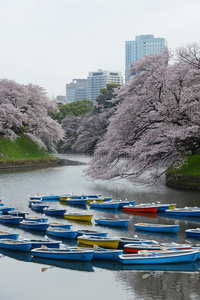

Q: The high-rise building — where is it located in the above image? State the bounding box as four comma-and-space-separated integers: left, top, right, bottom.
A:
125, 35, 168, 82
87, 69, 123, 104
66, 79, 87, 103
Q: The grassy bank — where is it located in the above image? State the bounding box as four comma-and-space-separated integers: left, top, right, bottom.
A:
0, 134, 58, 168
166, 152, 200, 189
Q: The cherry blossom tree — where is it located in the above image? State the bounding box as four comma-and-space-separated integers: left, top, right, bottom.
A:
86, 47, 200, 184
0, 79, 64, 152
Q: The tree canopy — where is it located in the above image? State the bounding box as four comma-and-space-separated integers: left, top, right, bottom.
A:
51, 99, 94, 123
86, 45, 200, 184
0, 79, 64, 152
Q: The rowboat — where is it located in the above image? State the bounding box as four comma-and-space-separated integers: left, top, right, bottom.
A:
48, 222, 72, 229
43, 208, 66, 216
47, 227, 78, 239
30, 195, 60, 201
0, 239, 32, 252
65, 199, 88, 205
0, 206, 15, 213
20, 220, 49, 231
119, 250, 199, 265
124, 242, 192, 253
134, 223, 179, 233
31, 247, 94, 261
165, 207, 200, 217
95, 217, 130, 228
8, 211, 29, 218
64, 212, 93, 222
87, 197, 113, 204
0, 215, 23, 224
77, 229, 108, 237
0, 230, 19, 240
119, 236, 154, 248
185, 228, 200, 238
23, 238, 61, 249
77, 236, 120, 249
123, 204, 158, 213
89, 201, 119, 209
31, 203, 49, 211
25, 216, 48, 222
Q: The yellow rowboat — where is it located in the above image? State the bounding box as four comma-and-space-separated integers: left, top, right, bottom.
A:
77, 236, 120, 249
64, 213, 93, 222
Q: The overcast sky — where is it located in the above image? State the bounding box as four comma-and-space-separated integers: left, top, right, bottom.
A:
0, 0, 199, 97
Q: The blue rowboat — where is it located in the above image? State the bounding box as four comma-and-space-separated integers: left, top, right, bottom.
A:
25, 216, 48, 222
77, 229, 108, 237
119, 250, 199, 264
44, 208, 66, 216
0, 215, 23, 224
20, 220, 49, 231
47, 227, 78, 239
31, 247, 94, 261
124, 242, 192, 253
65, 199, 88, 205
0, 206, 15, 213
48, 222, 72, 229
90, 201, 119, 209
0, 230, 19, 240
23, 238, 61, 249
134, 223, 179, 233
95, 217, 130, 228
0, 202, 4, 206
165, 207, 200, 217
31, 203, 49, 211
185, 228, 200, 238
117, 200, 135, 208
30, 195, 60, 201
0, 239, 32, 252
8, 211, 29, 218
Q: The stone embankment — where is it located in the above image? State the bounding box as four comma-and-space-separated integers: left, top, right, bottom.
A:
166, 173, 200, 190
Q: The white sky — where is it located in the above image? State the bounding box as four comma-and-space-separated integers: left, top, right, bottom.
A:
0, 0, 199, 97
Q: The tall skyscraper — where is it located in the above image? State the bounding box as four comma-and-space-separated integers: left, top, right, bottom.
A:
87, 69, 123, 104
125, 35, 168, 82
66, 79, 87, 103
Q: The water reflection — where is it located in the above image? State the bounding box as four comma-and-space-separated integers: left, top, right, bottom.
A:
31, 256, 94, 272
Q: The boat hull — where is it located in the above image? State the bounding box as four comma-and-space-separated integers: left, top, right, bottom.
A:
166, 209, 200, 217
20, 221, 49, 231
31, 248, 94, 261
0, 239, 31, 252
0, 216, 23, 224
77, 237, 120, 249
119, 251, 199, 264
95, 218, 130, 228
134, 223, 179, 233
90, 202, 119, 209
123, 206, 158, 213
64, 214, 93, 222
185, 229, 200, 238
47, 228, 78, 239
44, 209, 66, 216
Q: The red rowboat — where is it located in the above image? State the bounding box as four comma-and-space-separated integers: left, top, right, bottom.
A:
123, 204, 158, 213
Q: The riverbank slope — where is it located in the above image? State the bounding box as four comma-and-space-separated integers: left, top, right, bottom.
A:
0, 134, 58, 170
166, 152, 200, 190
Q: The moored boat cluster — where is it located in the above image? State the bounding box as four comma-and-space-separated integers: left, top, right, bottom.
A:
0, 194, 199, 266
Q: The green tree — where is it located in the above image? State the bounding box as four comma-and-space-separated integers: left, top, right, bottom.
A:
50, 99, 93, 123
96, 83, 121, 111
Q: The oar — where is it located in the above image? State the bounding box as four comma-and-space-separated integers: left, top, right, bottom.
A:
41, 266, 54, 272
115, 214, 120, 220
41, 245, 55, 252
61, 244, 73, 252
134, 235, 141, 241
93, 244, 109, 252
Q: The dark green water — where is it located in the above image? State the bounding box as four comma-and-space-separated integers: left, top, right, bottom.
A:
0, 155, 200, 300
